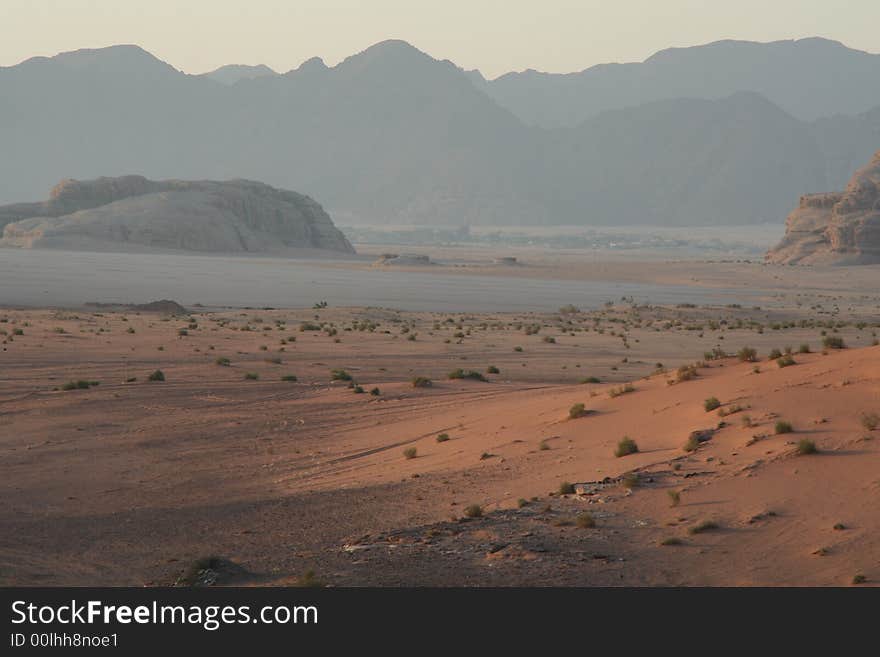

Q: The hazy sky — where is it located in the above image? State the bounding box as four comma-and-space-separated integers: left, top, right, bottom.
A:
3, 0, 879, 78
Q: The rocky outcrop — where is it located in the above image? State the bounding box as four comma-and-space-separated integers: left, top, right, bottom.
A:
767, 150, 880, 264
0, 176, 355, 254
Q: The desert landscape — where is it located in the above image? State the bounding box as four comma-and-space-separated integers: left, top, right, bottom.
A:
1, 268, 878, 586
2, 6, 880, 592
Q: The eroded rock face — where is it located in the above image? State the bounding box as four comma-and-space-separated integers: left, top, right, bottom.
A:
0, 176, 355, 255
767, 150, 880, 264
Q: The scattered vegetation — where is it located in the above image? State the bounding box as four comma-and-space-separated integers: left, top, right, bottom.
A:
704, 397, 721, 412
331, 369, 352, 381
411, 376, 433, 388
822, 336, 845, 350
774, 420, 793, 435
62, 380, 99, 390
448, 368, 487, 381
737, 346, 758, 362
148, 370, 165, 382
463, 504, 483, 518
576, 512, 595, 529
796, 439, 818, 455
861, 413, 879, 431
689, 520, 719, 534
614, 436, 639, 457
403, 447, 418, 460
608, 383, 635, 398
568, 403, 588, 419
436, 433, 450, 443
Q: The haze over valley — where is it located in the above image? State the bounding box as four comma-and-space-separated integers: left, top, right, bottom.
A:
3, 37, 879, 228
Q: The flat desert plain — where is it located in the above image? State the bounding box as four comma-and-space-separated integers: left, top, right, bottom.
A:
1, 257, 879, 586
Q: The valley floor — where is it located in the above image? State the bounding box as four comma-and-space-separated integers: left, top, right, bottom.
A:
0, 302, 878, 586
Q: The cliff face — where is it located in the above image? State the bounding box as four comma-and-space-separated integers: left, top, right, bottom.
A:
767, 150, 880, 264
0, 176, 355, 255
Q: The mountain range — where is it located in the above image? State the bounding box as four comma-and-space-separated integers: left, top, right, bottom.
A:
2, 38, 879, 227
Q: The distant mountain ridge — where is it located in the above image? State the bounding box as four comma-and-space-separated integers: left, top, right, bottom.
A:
1, 38, 879, 227
473, 37, 880, 127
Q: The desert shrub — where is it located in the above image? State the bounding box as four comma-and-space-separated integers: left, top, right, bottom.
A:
621, 473, 639, 489
704, 397, 721, 412
689, 520, 719, 534
775, 420, 793, 434
331, 369, 352, 381
614, 436, 639, 457
542, 335, 556, 344
668, 490, 681, 507
776, 354, 796, 368
822, 336, 845, 349
463, 504, 483, 518
244, 372, 259, 380
513, 346, 523, 352
558, 481, 575, 495
852, 574, 867, 585
676, 365, 698, 382
796, 438, 817, 455
576, 512, 595, 529
737, 346, 758, 362
215, 357, 231, 366
568, 403, 588, 419
660, 537, 683, 546
281, 374, 298, 382
768, 348, 783, 360
177, 328, 188, 336
403, 447, 418, 460
411, 376, 432, 388
353, 385, 365, 394
538, 440, 550, 451
148, 370, 165, 382
860, 412, 879, 431
683, 434, 701, 452
62, 380, 95, 390
448, 369, 487, 381
436, 433, 450, 443
517, 498, 529, 508
798, 343, 811, 354
486, 365, 500, 374
370, 387, 380, 396
580, 376, 601, 384
608, 383, 635, 398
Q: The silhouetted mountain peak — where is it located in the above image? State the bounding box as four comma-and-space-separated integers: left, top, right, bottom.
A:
45, 44, 179, 76
337, 39, 440, 76
203, 63, 277, 84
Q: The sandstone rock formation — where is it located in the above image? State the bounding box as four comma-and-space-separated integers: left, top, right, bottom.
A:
0, 176, 355, 254
767, 150, 880, 264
